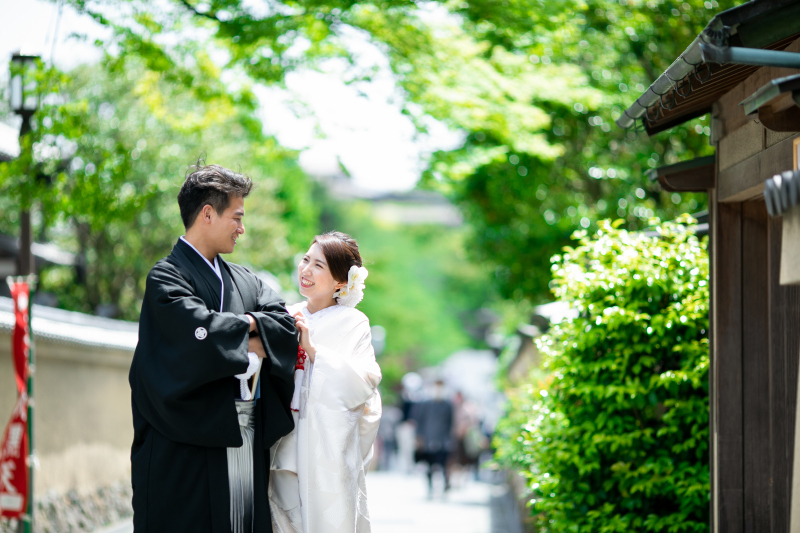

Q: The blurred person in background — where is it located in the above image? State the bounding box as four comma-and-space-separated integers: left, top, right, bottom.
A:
450, 391, 485, 486
377, 404, 403, 470
410, 379, 453, 497
396, 372, 423, 473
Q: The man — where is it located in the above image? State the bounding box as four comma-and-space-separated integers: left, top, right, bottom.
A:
129, 164, 297, 532
410, 379, 454, 496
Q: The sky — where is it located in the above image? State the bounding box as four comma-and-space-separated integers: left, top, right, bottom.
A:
0, 0, 462, 192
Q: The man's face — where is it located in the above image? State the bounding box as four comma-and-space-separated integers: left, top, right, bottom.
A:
207, 196, 245, 255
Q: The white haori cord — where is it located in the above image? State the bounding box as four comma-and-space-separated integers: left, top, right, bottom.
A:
290, 368, 304, 411
236, 352, 261, 401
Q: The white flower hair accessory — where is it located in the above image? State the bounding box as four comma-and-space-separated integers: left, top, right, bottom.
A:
333, 265, 369, 307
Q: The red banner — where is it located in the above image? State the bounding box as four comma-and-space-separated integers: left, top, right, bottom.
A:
9, 283, 30, 393
0, 393, 28, 518
0, 282, 31, 519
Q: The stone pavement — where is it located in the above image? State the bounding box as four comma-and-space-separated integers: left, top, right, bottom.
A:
367, 470, 524, 533
94, 470, 523, 533
94, 520, 133, 533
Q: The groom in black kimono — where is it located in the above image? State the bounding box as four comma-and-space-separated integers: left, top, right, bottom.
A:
129, 164, 297, 532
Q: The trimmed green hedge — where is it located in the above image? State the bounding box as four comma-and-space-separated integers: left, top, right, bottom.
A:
494, 217, 709, 533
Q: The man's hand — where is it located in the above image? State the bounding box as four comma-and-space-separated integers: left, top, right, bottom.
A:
249, 335, 267, 359
247, 313, 257, 333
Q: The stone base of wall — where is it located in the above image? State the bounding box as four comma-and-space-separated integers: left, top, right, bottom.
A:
0, 483, 132, 533
507, 469, 537, 533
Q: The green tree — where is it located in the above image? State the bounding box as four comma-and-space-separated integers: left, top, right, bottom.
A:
60, 0, 731, 304
494, 217, 709, 532
13, 0, 736, 314
412, 0, 735, 302
0, 54, 316, 319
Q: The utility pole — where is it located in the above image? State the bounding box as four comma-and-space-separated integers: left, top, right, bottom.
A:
9, 51, 40, 533
17, 116, 33, 279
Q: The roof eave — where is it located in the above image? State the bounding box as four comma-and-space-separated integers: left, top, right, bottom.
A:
616, 0, 800, 132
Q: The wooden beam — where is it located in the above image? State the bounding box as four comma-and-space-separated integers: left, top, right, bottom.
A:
759, 104, 800, 133
718, 133, 800, 202
741, 201, 771, 531
659, 165, 716, 191
649, 155, 716, 192
710, 189, 719, 533
716, 202, 744, 533
768, 214, 800, 532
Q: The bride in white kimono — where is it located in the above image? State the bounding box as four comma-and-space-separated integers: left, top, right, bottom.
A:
269, 231, 382, 533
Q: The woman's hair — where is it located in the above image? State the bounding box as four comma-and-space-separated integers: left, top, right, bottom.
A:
312, 231, 362, 283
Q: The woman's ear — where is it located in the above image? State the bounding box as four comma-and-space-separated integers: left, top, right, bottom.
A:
334, 281, 347, 290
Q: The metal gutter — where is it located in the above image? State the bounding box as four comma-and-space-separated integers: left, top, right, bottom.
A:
740, 73, 800, 114
701, 43, 800, 68
615, 0, 800, 130
615, 31, 710, 130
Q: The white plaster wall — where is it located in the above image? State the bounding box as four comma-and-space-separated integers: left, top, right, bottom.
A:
0, 332, 133, 496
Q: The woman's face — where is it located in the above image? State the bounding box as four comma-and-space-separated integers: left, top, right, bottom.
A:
298, 243, 345, 301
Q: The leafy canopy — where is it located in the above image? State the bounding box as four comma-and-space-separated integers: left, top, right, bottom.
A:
59, 0, 728, 303
0, 52, 316, 319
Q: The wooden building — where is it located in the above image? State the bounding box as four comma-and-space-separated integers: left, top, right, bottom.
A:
615, 0, 800, 531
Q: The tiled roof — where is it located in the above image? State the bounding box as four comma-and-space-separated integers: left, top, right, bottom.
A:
0, 297, 138, 351
617, 0, 800, 134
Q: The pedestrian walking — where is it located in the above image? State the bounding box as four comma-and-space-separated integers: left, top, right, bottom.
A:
410, 379, 454, 496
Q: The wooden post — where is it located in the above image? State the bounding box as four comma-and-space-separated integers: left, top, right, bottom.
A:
741, 201, 770, 531
715, 202, 744, 533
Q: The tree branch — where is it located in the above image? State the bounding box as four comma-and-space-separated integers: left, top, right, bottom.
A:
178, 0, 221, 22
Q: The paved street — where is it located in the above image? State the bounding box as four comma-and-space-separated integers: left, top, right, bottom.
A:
95, 470, 523, 533
368, 470, 523, 533
94, 521, 133, 533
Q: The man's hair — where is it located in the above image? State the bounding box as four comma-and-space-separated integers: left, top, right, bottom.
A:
177, 162, 253, 229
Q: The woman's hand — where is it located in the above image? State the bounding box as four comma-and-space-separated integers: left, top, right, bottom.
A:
293, 310, 316, 363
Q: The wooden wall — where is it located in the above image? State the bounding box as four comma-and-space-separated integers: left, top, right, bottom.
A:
713, 199, 800, 533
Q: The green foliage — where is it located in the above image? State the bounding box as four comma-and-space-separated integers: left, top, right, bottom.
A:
415, 0, 735, 302
494, 217, 709, 532
0, 55, 316, 319
61, 0, 734, 303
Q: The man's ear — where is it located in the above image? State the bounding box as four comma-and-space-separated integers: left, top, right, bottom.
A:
201, 204, 215, 224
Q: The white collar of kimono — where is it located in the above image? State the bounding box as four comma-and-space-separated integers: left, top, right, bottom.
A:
299, 300, 345, 320
180, 236, 223, 312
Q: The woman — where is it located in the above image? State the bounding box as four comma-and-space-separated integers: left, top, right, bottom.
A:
269, 231, 382, 533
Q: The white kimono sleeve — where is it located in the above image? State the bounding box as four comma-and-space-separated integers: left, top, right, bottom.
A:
312, 320, 382, 411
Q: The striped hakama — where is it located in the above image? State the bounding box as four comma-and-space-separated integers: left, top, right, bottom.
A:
228, 400, 256, 533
